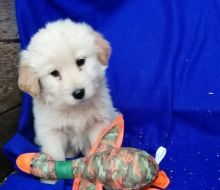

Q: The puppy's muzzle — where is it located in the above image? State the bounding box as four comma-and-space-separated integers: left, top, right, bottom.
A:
72, 89, 85, 100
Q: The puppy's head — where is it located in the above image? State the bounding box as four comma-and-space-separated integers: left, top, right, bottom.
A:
18, 19, 111, 106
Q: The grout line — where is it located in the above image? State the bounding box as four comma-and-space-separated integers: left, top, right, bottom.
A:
0, 39, 20, 43
0, 103, 21, 116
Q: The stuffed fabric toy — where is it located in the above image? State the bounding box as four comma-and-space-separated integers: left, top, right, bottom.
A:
16, 115, 170, 190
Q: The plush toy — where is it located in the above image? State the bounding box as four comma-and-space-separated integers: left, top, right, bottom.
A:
16, 115, 170, 190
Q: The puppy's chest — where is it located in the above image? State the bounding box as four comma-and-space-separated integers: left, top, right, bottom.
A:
35, 103, 99, 134
55, 112, 88, 135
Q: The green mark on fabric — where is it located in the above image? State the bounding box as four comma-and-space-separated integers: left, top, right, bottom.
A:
55, 160, 73, 179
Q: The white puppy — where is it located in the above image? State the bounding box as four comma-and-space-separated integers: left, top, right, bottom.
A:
18, 19, 117, 161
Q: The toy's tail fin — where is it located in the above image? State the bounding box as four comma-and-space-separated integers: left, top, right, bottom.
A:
89, 114, 124, 155
155, 146, 167, 165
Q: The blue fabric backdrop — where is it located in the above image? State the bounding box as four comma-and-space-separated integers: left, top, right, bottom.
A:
1, 0, 220, 189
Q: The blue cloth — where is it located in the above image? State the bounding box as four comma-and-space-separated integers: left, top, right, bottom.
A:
2, 0, 220, 189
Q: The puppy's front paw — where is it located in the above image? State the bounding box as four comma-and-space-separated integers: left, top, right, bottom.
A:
40, 179, 57, 185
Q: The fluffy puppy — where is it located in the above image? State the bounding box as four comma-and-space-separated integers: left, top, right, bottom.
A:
18, 19, 117, 161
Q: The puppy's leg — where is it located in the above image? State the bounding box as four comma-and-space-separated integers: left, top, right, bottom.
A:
38, 131, 67, 184
40, 131, 67, 161
66, 144, 80, 158
34, 136, 41, 146
81, 137, 92, 156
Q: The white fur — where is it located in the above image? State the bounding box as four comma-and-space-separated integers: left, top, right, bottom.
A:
20, 19, 117, 161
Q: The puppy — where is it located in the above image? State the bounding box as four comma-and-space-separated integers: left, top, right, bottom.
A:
18, 19, 117, 161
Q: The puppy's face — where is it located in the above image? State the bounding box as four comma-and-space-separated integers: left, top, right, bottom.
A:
18, 20, 111, 107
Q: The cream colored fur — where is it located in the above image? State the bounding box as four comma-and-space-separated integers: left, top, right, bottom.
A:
18, 19, 117, 162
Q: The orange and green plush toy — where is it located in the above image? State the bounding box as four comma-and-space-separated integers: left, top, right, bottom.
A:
16, 115, 170, 190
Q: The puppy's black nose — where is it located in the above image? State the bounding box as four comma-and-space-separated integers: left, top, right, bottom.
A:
72, 89, 85, 100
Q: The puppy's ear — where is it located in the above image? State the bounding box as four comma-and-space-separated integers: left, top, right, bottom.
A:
94, 32, 111, 66
18, 65, 41, 97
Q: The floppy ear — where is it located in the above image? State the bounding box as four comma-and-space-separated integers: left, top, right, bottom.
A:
18, 65, 41, 97
94, 32, 111, 66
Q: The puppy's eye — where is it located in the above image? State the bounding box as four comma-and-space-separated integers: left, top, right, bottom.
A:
76, 58, 85, 67
50, 70, 60, 77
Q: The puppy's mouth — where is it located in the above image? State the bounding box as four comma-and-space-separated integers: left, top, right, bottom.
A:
77, 95, 92, 105
77, 98, 86, 104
